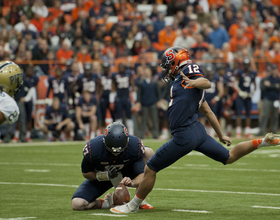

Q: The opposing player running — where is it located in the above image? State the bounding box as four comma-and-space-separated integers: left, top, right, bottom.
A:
0, 61, 23, 127
110, 46, 280, 214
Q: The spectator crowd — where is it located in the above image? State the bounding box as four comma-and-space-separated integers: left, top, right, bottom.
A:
1, 0, 280, 143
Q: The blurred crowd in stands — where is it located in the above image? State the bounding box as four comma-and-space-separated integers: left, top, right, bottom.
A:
0, 0, 280, 143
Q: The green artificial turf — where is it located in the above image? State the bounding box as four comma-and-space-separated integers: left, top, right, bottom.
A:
0, 139, 280, 220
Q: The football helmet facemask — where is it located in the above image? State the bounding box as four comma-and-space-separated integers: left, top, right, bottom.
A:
0, 61, 23, 97
103, 122, 129, 157
160, 46, 192, 83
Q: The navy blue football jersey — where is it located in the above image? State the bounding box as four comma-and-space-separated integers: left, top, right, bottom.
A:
23, 74, 39, 96
76, 95, 97, 112
45, 103, 69, 124
112, 70, 132, 98
81, 135, 145, 175
100, 75, 112, 100
205, 73, 219, 102
77, 74, 99, 94
46, 77, 67, 102
65, 73, 78, 97
168, 63, 205, 131
224, 69, 238, 95
238, 70, 257, 93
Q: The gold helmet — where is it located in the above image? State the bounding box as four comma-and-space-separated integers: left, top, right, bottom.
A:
0, 61, 23, 97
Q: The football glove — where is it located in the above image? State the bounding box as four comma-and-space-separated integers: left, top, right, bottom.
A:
108, 165, 119, 179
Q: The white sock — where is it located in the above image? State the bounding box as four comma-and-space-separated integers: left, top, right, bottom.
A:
60, 132, 66, 140
245, 126, 250, 135
90, 131, 95, 139
129, 194, 144, 209
116, 119, 123, 123
14, 130, 20, 138
48, 131, 52, 139
126, 119, 134, 135
26, 130, 31, 139
226, 125, 232, 133
85, 123, 90, 136
236, 126, 241, 134
100, 199, 110, 209
209, 127, 215, 137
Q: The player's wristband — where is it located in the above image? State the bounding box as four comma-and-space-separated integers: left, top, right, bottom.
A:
214, 96, 220, 102
96, 171, 110, 181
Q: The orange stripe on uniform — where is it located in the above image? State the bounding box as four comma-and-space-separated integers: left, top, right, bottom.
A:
181, 80, 194, 89
88, 141, 92, 162
252, 139, 262, 149
188, 74, 205, 78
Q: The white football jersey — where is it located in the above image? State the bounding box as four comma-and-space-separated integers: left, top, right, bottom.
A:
0, 92, 20, 124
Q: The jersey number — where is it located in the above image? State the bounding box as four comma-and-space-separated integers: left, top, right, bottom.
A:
243, 76, 251, 88
187, 65, 199, 73
104, 164, 124, 171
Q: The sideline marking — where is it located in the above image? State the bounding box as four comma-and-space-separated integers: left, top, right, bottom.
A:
90, 213, 127, 217
24, 169, 50, 172
252, 205, 280, 210
172, 209, 211, 213
1, 182, 280, 197
0, 217, 36, 220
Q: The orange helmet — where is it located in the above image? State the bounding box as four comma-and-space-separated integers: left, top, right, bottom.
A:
160, 46, 192, 83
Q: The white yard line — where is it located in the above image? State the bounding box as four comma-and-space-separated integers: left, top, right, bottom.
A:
172, 209, 211, 213
252, 205, 280, 210
0, 162, 79, 167
1, 162, 280, 174
0, 218, 36, 220
24, 169, 50, 172
0, 182, 280, 197
90, 213, 127, 217
169, 166, 280, 173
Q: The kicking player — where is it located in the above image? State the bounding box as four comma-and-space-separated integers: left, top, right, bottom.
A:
71, 122, 154, 210
110, 47, 280, 214
0, 61, 23, 143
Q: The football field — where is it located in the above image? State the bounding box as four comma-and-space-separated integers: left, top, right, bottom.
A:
0, 139, 280, 220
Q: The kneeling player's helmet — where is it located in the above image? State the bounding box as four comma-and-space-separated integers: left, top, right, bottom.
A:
103, 122, 129, 157
160, 46, 192, 83
0, 61, 23, 97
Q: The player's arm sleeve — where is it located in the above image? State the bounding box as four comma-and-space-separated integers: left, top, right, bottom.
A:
24, 87, 36, 102
0, 96, 19, 125
81, 143, 96, 173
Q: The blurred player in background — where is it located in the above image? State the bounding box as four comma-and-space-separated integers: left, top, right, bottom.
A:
71, 122, 154, 211
40, 97, 75, 141
99, 62, 113, 129
235, 58, 257, 138
111, 63, 134, 135
75, 90, 97, 140
199, 64, 224, 137
223, 60, 239, 137
13, 65, 38, 143
111, 47, 280, 214
258, 64, 280, 136
46, 68, 67, 103
0, 61, 23, 143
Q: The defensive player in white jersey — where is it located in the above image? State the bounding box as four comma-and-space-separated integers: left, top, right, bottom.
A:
0, 61, 23, 142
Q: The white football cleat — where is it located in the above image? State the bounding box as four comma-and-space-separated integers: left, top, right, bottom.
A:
110, 203, 139, 214
140, 199, 153, 209
264, 133, 280, 145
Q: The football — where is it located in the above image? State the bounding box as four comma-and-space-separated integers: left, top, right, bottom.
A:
112, 183, 130, 205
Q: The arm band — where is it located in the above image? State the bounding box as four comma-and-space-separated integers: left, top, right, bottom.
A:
96, 171, 110, 181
